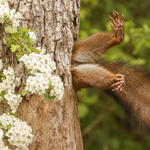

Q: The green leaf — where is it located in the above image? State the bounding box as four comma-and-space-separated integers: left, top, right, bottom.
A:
18, 25, 29, 33
0, 74, 6, 83
18, 47, 23, 56
32, 48, 41, 54
44, 91, 55, 101
21, 89, 29, 96
24, 45, 33, 53
5, 25, 17, 34
3, 136, 9, 142
49, 81, 54, 89
23, 36, 34, 46
5, 37, 14, 47
0, 74, 3, 83
1, 91, 6, 99
45, 96, 50, 101
20, 32, 26, 39
11, 33, 19, 41
7, 124, 12, 130
10, 112, 18, 117
16, 53, 22, 60
0, 122, 3, 128
44, 91, 50, 101
10, 45, 20, 52
50, 95, 56, 99
24, 66, 30, 73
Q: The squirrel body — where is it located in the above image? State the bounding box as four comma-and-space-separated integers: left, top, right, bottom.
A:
71, 11, 150, 131
72, 11, 125, 91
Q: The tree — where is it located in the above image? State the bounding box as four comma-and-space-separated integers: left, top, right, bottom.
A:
0, 0, 84, 149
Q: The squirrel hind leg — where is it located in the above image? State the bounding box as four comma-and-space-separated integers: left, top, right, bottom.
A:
72, 64, 125, 91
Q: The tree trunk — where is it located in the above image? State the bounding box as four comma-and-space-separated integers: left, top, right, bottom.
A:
0, 0, 84, 150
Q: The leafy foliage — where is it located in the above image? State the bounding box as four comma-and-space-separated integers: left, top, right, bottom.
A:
5, 25, 36, 59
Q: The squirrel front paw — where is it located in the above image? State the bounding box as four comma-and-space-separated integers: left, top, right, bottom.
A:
111, 74, 125, 92
109, 11, 125, 43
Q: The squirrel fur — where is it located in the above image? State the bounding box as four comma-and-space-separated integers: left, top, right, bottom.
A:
71, 11, 150, 131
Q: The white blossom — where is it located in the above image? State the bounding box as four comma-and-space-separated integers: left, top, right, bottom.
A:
0, 0, 10, 23
0, 129, 4, 139
4, 91, 22, 113
19, 52, 56, 74
9, 9, 21, 27
15, 78, 21, 87
1, 67, 19, 93
0, 114, 33, 149
1, 67, 15, 93
0, 113, 18, 129
6, 120, 33, 149
25, 73, 49, 95
50, 75, 64, 101
0, 67, 22, 112
12, 20, 20, 27
3, 67, 15, 78
19, 52, 64, 101
0, 140, 11, 150
0, 1, 21, 26
28, 32, 36, 41
4, 91, 14, 101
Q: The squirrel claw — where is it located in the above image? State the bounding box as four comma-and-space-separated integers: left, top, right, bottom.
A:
109, 11, 124, 43
111, 74, 125, 92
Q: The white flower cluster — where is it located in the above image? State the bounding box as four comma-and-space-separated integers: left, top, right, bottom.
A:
50, 76, 64, 101
0, 0, 9, 23
4, 91, 22, 113
9, 9, 21, 27
0, 141, 11, 150
0, 113, 17, 129
0, 114, 33, 150
0, 129, 4, 139
0, 64, 22, 113
19, 52, 56, 74
25, 73, 50, 95
1, 67, 21, 91
28, 32, 36, 41
19, 51, 64, 101
0, 0, 21, 27
0, 129, 11, 150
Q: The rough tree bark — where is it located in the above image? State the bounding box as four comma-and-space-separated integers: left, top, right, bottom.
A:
0, 0, 84, 150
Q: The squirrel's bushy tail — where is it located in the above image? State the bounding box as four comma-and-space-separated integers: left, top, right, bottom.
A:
104, 62, 150, 131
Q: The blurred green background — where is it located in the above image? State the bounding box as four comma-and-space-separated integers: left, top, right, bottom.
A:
78, 0, 150, 150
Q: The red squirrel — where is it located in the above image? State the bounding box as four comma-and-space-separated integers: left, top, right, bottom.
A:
72, 11, 125, 91
72, 11, 150, 131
